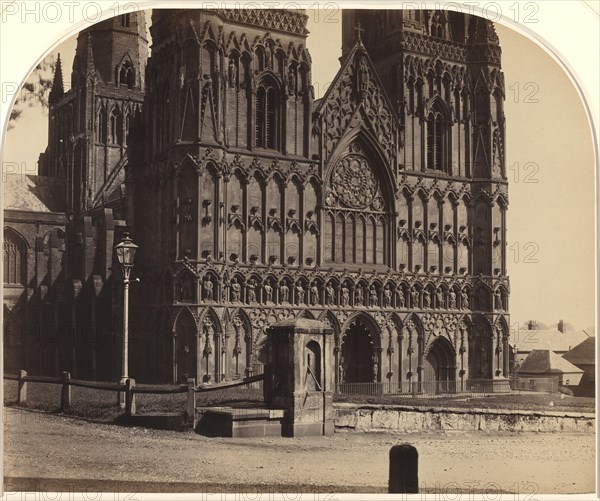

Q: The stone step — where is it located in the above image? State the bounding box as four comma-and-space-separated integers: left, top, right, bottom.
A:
195, 406, 285, 438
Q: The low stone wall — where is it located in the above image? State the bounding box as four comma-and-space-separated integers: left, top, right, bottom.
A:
333, 403, 595, 433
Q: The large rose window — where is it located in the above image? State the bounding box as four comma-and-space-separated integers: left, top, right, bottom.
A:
330, 154, 378, 209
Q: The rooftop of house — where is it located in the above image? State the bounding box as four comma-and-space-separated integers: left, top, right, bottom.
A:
513, 327, 591, 354
563, 337, 596, 366
3, 175, 66, 213
518, 349, 584, 375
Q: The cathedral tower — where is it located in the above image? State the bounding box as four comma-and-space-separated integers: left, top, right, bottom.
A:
340, 9, 509, 383
41, 11, 148, 216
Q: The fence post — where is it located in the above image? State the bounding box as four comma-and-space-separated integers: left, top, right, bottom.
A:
186, 378, 196, 426
388, 443, 419, 493
60, 371, 71, 412
17, 370, 27, 405
125, 378, 136, 416
411, 380, 418, 397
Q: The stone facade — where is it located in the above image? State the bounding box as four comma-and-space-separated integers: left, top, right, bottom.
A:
3, 9, 510, 387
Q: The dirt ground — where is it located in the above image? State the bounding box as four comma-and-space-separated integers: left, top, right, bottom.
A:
2, 408, 596, 495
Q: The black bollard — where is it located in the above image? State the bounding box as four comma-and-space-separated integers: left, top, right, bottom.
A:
388, 443, 419, 493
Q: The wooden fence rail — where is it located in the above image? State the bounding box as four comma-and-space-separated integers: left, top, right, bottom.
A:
4, 370, 265, 421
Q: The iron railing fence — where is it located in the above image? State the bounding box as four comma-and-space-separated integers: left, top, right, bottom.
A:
335, 377, 560, 397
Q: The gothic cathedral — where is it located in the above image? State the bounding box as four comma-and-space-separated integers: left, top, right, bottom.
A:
3, 9, 510, 390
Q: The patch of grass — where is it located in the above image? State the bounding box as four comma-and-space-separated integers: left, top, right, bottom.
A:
194, 387, 264, 407
3, 380, 264, 422
5, 379, 593, 420
333, 392, 595, 413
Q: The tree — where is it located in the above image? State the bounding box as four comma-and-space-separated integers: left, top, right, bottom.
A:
7, 58, 56, 130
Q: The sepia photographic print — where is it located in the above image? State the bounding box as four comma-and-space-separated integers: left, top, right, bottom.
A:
0, 0, 597, 499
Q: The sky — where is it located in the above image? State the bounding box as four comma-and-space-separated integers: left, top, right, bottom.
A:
1, 7, 597, 333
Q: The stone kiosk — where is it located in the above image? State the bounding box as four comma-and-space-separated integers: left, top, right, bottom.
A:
195, 317, 334, 438
264, 318, 335, 437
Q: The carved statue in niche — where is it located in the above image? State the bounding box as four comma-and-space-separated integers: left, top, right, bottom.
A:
288, 67, 296, 95
423, 289, 431, 309
383, 286, 392, 307
296, 283, 305, 305
448, 290, 457, 309
310, 284, 319, 306
178, 65, 185, 88
232, 316, 243, 376
280, 283, 289, 303
264, 281, 273, 303
371, 350, 378, 382
247, 279, 257, 303
355, 286, 364, 306
436, 289, 444, 309
203, 277, 214, 301
411, 288, 419, 308
369, 286, 378, 307
221, 272, 229, 302
356, 55, 369, 97
494, 289, 502, 310
341, 286, 350, 307
461, 290, 470, 310
265, 44, 273, 68
397, 287, 405, 307
202, 318, 214, 383
179, 274, 195, 302
228, 58, 237, 88
492, 132, 502, 177
326, 283, 335, 305
231, 278, 241, 302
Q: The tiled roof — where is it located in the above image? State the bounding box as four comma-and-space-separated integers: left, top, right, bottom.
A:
512, 329, 589, 354
563, 337, 596, 366
3, 175, 66, 213
518, 349, 583, 375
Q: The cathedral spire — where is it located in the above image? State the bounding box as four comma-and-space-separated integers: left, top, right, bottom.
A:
82, 32, 97, 80
49, 53, 64, 104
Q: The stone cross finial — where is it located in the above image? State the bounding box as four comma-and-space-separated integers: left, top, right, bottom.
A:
355, 22, 365, 43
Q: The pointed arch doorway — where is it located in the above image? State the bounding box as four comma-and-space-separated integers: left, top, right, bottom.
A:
173, 309, 197, 384
341, 316, 380, 383
424, 336, 457, 393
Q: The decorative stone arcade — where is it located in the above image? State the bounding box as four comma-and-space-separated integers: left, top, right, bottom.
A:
263, 318, 335, 437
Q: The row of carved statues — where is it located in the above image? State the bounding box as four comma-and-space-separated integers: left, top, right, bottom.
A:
178, 274, 508, 311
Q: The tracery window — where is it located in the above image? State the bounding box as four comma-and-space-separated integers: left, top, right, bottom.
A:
430, 11, 446, 38
98, 107, 108, 144
255, 77, 279, 150
109, 108, 124, 145
3, 229, 26, 286
324, 152, 389, 266
118, 60, 135, 89
426, 106, 448, 172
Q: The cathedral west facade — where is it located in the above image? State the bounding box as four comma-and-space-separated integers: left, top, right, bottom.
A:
3, 9, 510, 390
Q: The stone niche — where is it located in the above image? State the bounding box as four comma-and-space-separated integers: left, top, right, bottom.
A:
263, 318, 334, 437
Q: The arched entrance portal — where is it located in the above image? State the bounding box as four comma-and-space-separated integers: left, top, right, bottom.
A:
424, 336, 456, 393
173, 309, 197, 384
341, 318, 379, 383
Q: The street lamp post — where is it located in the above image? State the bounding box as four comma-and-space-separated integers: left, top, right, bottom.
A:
115, 232, 138, 408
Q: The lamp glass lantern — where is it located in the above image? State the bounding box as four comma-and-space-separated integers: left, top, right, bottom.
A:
115, 232, 138, 275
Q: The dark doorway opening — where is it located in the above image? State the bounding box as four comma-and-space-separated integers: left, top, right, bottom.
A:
342, 321, 377, 383
424, 336, 456, 393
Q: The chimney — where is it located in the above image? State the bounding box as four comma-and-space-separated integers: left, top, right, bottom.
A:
528, 320, 538, 330
558, 320, 565, 333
